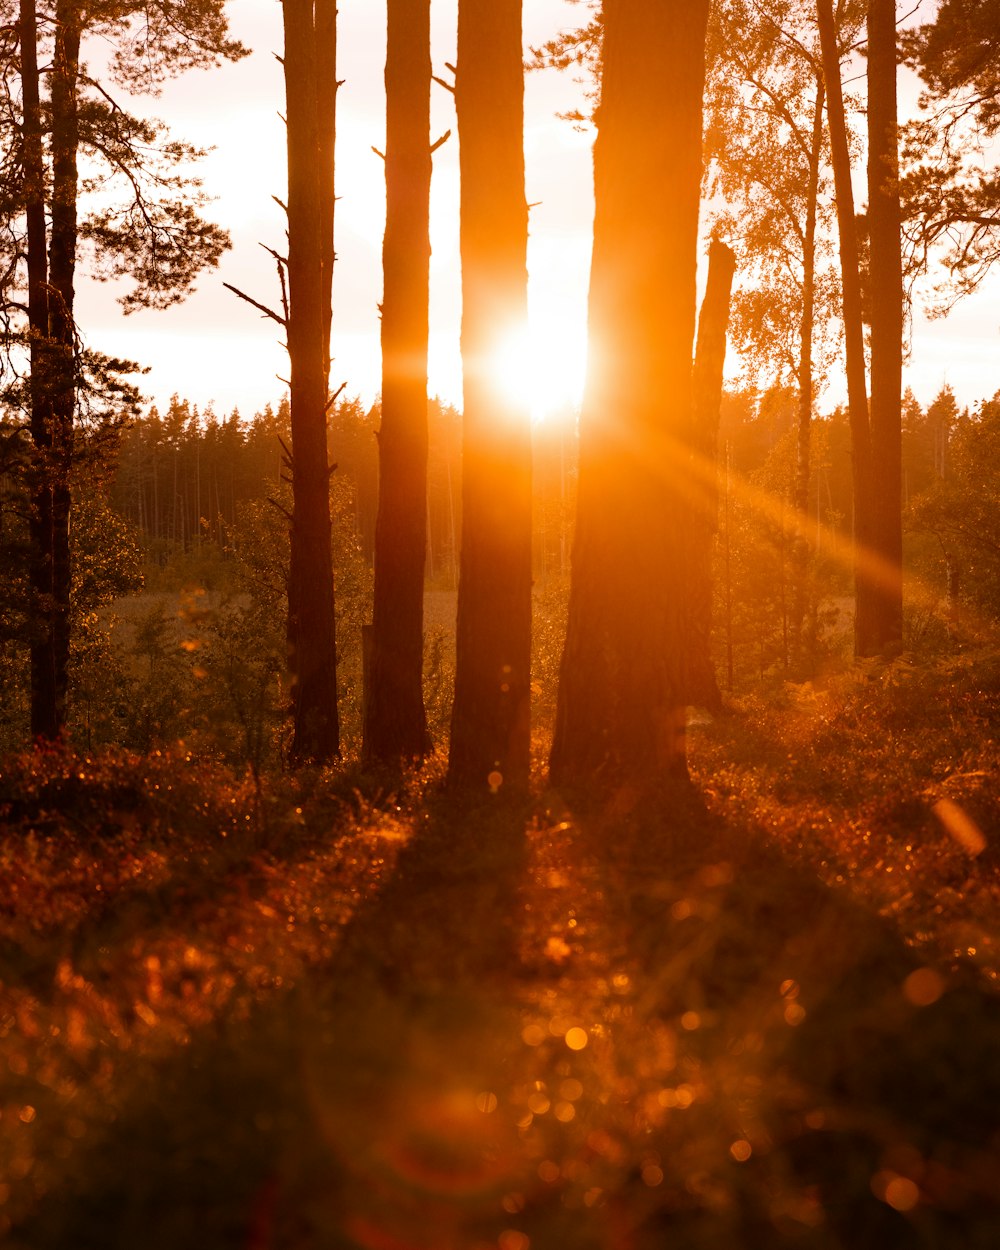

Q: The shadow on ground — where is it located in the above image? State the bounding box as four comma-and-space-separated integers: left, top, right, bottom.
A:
11, 786, 1000, 1249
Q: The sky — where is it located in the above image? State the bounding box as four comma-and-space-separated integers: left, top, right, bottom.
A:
75, 0, 999, 421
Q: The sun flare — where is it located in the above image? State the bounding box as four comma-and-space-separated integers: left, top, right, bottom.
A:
486, 318, 587, 423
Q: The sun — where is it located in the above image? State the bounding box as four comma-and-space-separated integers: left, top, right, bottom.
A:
486, 315, 588, 423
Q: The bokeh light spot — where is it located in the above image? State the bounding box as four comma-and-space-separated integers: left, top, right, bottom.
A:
903, 967, 945, 1007
521, 1023, 546, 1047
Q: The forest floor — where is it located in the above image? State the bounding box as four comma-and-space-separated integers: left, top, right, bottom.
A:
1, 651, 999, 1248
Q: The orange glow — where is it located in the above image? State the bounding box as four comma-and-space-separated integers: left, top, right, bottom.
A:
485, 319, 586, 422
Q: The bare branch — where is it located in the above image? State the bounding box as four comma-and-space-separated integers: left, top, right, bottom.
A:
223, 283, 287, 327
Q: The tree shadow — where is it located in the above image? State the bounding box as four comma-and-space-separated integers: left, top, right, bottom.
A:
9, 784, 1000, 1249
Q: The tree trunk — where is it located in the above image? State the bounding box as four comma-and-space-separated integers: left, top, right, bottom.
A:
447, 0, 531, 792
363, 0, 433, 767
792, 80, 825, 661
47, 0, 82, 737
816, 0, 877, 656
316, 0, 336, 388
20, 0, 58, 742
688, 237, 736, 711
283, 0, 339, 763
550, 0, 710, 796
867, 0, 904, 652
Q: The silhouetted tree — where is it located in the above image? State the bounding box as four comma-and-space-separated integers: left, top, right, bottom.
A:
867, 0, 904, 652
5, 0, 242, 741
901, 0, 1000, 307
281, 0, 339, 763
363, 0, 435, 767
816, 0, 878, 655
550, 0, 710, 794
689, 237, 736, 710
447, 0, 532, 792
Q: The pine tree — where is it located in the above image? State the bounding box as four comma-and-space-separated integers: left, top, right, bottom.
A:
550, 0, 711, 795
447, 0, 532, 792
363, 0, 435, 767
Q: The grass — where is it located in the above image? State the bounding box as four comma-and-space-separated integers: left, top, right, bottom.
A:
0, 652, 998, 1248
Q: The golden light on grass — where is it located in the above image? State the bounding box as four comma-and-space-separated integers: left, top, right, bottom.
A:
730, 1139, 753, 1163
564, 1026, 589, 1051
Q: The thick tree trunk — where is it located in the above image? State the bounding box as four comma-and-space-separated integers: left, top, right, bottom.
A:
447, 0, 531, 792
283, 0, 339, 763
550, 0, 710, 796
688, 237, 736, 712
816, 0, 878, 657
20, 0, 58, 741
363, 0, 433, 767
867, 0, 904, 652
792, 80, 825, 661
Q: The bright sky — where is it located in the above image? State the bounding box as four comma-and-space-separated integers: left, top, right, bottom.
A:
76, 0, 999, 421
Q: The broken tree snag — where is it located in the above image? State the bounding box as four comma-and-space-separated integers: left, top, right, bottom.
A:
688, 237, 736, 711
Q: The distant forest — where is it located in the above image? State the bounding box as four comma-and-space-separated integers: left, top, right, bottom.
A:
3, 375, 996, 763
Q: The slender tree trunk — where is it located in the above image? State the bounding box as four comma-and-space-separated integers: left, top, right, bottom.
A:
688, 237, 736, 711
816, 0, 877, 657
792, 80, 825, 661
447, 0, 531, 792
363, 0, 432, 767
316, 0, 336, 388
20, 0, 58, 741
550, 0, 710, 796
47, 0, 81, 733
283, 0, 339, 762
867, 0, 904, 652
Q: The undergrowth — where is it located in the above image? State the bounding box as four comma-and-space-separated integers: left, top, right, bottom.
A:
0, 650, 997, 1248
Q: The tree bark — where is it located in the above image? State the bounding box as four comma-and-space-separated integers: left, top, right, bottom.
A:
315, 0, 336, 388
20, 0, 58, 741
688, 237, 736, 711
447, 0, 532, 792
283, 0, 339, 763
867, 0, 904, 652
363, 0, 433, 766
816, 0, 878, 656
550, 0, 710, 796
47, 0, 82, 738
792, 79, 825, 660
